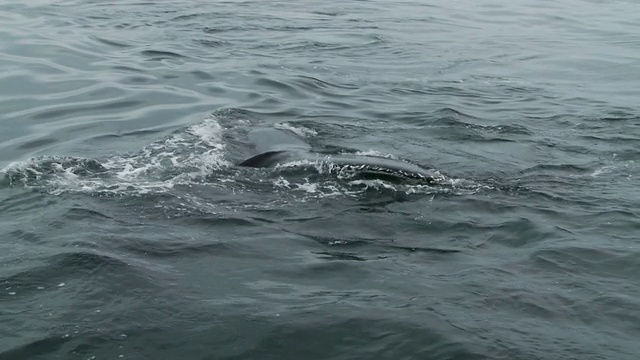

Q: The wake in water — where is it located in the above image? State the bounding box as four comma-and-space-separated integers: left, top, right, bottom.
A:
0, 109, 484, 199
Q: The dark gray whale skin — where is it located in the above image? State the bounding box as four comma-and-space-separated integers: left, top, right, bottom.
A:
238, 128, 443, 183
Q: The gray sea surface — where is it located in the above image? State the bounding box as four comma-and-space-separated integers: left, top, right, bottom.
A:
1, 0, 640, 359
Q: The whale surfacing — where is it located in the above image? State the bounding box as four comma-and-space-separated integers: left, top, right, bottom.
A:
238, 128, 443, 184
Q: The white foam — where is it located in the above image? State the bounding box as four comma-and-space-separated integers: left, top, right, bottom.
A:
590, 166, 614, 177
2, 114, 231, 196
274, 122, 318, 137
273, 177, 291, 189
348, 179, 400, 191
352, 150, 397, 159
287, 179, 351, 198
590, 159, 636, 178
273, 159, 323, 171
295, 181, 319, 193
102, 114, 230, 183
186, 116, 226, 148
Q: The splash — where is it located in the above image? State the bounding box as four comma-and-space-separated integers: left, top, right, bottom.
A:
1, 114, 230, 196
102, 114, 230, 183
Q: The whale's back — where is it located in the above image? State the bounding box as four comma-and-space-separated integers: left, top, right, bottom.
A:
238, 128, 442, 183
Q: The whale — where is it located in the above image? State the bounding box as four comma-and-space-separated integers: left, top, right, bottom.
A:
238, 128, 444, 183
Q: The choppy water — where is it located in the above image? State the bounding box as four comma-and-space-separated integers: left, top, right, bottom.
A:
1, 0, 640, 359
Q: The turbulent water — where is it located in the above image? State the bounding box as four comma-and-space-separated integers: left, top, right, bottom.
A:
1, 0, 640, 359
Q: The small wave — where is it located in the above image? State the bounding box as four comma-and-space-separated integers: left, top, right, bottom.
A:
520, 163, 592, 176
2, 156, 107, 187
1, 113, 230, 196
431, 107, 533, 140
140, 49, 188, 60
0, 251, 132, 298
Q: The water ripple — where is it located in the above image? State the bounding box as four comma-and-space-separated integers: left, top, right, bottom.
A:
2, 0, 640, 358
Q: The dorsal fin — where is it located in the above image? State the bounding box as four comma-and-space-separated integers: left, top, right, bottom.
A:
238, 150, 290, 167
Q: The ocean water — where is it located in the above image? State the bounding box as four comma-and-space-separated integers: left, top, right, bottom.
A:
1, 0, 640, 359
